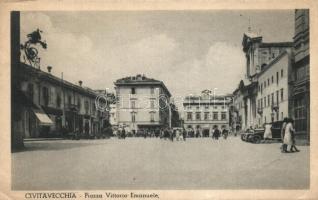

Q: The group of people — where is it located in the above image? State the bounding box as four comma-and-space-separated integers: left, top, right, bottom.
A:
160, 128, 187, 142
211, 126, 229, 140
262, 117, 300, 153
281, 118, 299, 153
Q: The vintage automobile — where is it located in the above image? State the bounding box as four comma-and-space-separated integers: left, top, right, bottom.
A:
241, 121, 284, 143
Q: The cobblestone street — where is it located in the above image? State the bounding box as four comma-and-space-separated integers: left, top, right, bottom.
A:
12, 136, 309, 190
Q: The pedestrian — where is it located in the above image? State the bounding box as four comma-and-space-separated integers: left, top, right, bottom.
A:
160, 128, 164, 139
214, 126, 220, 140
284, 118, 299, 152
182, 128, 187, 141
170, 128, 174, 142
211, 127, 215, 140
121, 128, 126, 139
222, 128, 228, 140
144, 130, 147, 139
195, 129, 200, 138
281, 118, 288, 153
263, 123, 272, 143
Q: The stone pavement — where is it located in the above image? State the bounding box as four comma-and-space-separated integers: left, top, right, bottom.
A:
12, 136, 309, 190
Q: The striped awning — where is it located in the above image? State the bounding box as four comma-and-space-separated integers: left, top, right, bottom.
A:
33, 109, 53, 126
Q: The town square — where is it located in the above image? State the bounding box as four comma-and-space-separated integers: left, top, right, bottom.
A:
10, 9, 310, 191
12, 137, 309, 190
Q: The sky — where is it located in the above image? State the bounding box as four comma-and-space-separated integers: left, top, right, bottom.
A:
20, 10, 294, 99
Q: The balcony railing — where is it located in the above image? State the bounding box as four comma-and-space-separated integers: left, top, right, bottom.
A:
271, 102, 279, 112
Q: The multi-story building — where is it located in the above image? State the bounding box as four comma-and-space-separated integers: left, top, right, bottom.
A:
256, 49, 293, 126
109, 104, 118, 127
183, 90, 232, 137
114, 74, 171, 134
232, 30, 293, 131
13, 62, 108, 139
292, 9, 310, 142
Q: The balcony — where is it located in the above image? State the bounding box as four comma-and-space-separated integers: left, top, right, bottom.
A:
271, 102, 279, 112
67, 103, 79, 112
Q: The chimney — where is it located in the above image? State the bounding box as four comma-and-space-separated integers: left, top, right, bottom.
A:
79, 80, 83, 86
47, 66, 52, 73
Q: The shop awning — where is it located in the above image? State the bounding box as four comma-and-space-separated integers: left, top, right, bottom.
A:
33, 110, 53, 126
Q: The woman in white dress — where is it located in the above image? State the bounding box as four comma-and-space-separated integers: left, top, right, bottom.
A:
263, 123, 272, 143
284, 118, 299, 152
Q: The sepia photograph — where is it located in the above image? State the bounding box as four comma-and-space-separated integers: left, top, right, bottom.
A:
7, 5, 312, 197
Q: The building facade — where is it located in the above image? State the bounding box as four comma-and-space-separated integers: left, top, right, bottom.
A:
114, 74, 171, 134
183, 90, 232, 137
256, 50, 293, 126
292, 9, 310, 142
13, 62, 108, 139
231, 30, 293, 131
109, 104, 118, 127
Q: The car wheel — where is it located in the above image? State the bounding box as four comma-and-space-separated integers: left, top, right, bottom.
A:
253, 136, 261, 144
241, 134, 245, 141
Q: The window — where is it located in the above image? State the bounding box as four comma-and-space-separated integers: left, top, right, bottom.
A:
131, 113, 136, 122
261, 98, 263, 108
27, 83, 34, 101
187, 112, 192, 120
68, 95, 72, 106
92, 102, 96, 115
276, 71, 279, 84
196, 112, 201, 120
204, 112, 209, 120
271, 76, 274, 83
205, 105, 209, 109
280, 88, 284, 101
42, 87, 49, 106
267, 95, 270, 106
196, 106, 200, 110
56, 93, 61, 108
150, 112, 155, 122
260, 83, 263, 94
294, 97, 307, 132
281, 112, 284, 120
213, 112, 218, 120
264, 81, 266, 88
296, 65, 308, 81
221, 112, 227, 120
131, 87, 136, 94
131, 100, 136, 109
281, 69, 284, 77
267, 78, 270, 86
150, 100, 154, 109
271, 93, 274, 105
150, 87, 154, 94
276, 90, 279, 104
77, 98, 81, 110
84, 100, 89, 114
264, 97, 266, 107
272, 53, 275, 58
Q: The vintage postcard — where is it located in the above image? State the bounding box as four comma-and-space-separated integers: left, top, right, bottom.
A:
0, 0, 317, 199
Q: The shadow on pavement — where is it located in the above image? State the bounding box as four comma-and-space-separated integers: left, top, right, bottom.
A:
12, 140, 105, 153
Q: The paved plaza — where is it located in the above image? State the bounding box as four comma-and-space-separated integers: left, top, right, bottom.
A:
12, 136, 309, 190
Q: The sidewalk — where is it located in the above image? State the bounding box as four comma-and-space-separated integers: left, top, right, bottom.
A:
24, 138, 64, 142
